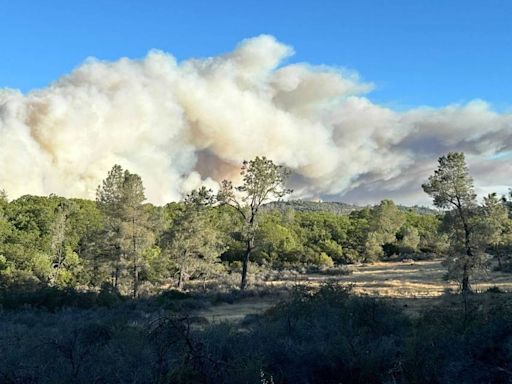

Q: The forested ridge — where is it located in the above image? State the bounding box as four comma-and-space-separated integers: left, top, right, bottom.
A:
264, 200, 437, 216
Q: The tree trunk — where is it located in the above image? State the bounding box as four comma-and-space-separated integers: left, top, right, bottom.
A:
461, 263, 470, 293
240, 239, 253, 290
113, 247, 122, 290
113, 265, 120, 290
132, 217, 138, 298
496, 246, 503, 270
132, 260, 139, 298
177, 268, 185, 290
460, 211, 473, 294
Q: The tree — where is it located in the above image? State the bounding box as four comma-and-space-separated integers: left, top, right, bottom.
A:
401, 210, 446, 255
96, 165, 153, 297
504, 189, 512, 214
345, 208, 371, 262
96, 165, 125, 289
50, 204, 70, 261
255, 211, 303, 265
422, 152, 480, 293
397, 225, 420, 254
66, 199, 107, 287
365, 232, 385, 261
49, 199, 82, 286
0, 189, 9, 247
162, 187, 224, 290
0, 195, 65, 288
368, 200, 405, 238
481, 193, 512, 269
120, 172, 154, 297
217, 157, 291, 290
0, 189, 7, 212
364, 200, 404, 261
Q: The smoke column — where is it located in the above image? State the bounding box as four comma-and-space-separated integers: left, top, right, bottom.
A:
1, 35, 511, 205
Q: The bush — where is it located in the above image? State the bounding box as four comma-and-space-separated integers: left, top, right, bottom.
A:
311, 252, 334, 267
497, 261, 512, 273
0, 287, 98, 311
97, 283, 123, 307
485, 285, 505, 294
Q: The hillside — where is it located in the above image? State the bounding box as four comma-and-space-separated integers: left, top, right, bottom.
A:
264, 200, 438, 216
263, 200, 361, 214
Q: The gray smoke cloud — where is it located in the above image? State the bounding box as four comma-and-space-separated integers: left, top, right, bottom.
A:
1, 35, 510, 205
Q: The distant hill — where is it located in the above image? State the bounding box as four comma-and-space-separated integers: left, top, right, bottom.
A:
263, 200, 361, 215
264, 200, 438, 216
397, 205, 439, 215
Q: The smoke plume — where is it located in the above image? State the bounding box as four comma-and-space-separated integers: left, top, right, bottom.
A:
1, 35, 511, 205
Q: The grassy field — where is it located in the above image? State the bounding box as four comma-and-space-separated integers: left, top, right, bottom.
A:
304, 259, 512, 297
196, 259, 512, 322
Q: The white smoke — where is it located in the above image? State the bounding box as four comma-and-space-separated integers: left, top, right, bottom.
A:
1, 35, 511, 205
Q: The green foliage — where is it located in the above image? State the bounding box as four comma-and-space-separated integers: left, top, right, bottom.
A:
0, 195, 94, 288
398, 225, 420, 254
402, 210, 446, 254
361, 200, 405, 261
218, 157, 292, 289
422, 152, 477, 210
264, 200, 360, 215
310, 252, 334, 267
255, 212, 302, 264
0, 155, 509, 298
481, 193, 512, 269
161, 188, 225, 290
423, 152, 486, 292
0, 286, 107, 310
96, 165, 154, 297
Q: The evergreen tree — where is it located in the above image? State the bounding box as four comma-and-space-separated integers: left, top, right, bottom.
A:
162, 187, 224, 290
96, 165, 153, 297
481, 193, 512, 269
422, 152, 481, 293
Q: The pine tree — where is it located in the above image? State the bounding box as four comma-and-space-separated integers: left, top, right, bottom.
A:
422, 152, 480, 293
97, 165, 153, 297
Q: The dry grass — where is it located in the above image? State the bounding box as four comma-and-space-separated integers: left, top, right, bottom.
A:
196, 259, 512, 322
263, 259, 512, 298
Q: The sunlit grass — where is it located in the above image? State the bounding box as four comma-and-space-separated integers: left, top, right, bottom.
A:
196, 259, 512, 322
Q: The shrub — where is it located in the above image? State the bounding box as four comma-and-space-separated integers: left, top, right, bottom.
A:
311, 252, 334, 267
485, 285, 505, 294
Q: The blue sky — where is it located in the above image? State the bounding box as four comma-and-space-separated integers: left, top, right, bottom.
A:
1, 0, 511, 110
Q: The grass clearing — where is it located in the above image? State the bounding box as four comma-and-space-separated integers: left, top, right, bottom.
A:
196, 259, 512, 322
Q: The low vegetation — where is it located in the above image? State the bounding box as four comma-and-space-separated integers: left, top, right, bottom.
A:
1, 285, 511, 383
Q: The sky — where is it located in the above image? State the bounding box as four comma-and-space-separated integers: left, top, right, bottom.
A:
2, 0, 511, 108
0, 1, 511, 205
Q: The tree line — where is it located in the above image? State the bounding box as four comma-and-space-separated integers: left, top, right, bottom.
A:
0, 153, 511, 296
